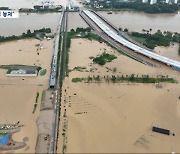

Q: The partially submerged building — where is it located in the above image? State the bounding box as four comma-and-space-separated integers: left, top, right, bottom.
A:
152, 126, 170, 135
7, 69, 38, 77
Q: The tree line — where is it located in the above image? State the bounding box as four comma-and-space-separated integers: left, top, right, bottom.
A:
130, 30, 180, 49
96, 1, 179, 14
0, 28, 51, 42
72, 74, 177, 83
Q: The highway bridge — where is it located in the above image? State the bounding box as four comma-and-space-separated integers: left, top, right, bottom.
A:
82, 9, 180, 71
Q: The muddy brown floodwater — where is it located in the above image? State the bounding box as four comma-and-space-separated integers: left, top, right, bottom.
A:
155, 43, 180, 62
57, 38, 180, 153
0, 38, 54, 153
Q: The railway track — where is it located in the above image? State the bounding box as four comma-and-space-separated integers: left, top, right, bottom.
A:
49, 11, 64, 88
49, 9, 68, 154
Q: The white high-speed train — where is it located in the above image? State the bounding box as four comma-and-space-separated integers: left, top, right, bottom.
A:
49, 11, 64, 88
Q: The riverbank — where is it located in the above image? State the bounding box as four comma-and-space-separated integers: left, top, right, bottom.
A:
0, 28, 52, 43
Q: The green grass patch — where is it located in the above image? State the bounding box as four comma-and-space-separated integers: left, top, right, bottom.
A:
0, 64, 20, 70
95, 2, 179, 14
128, 34, 146, 44
36, 67, 42, 72
72, 77, 84, 83
71, 75, 177, 84
0, 133, 7, 137
86, 33, 101, 41
40, 69, 47, 76
67, 28, 102, 44
73, 66, 86, 72
89, 56, 94, 59
93, 52, 117, 65
6, 69, 14, 74
33, 92, 39, 114
41, 90, 45, 102
128, 30, 180, 49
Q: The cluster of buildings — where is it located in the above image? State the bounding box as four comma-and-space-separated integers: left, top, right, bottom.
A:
90, 0, 179, 8
68, 2, 79, 11
142, 0, 178, 5
34, 0, 62, 10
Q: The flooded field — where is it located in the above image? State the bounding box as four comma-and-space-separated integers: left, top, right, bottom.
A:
0, 1, 180, 152
57, 38, 180, 153
0, 38, 54, 153
155, 43, 180, 62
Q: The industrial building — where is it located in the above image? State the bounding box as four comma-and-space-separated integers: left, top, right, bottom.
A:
166, 0, 178, 4
7, 69, 38, 77
150, 0, 157, 4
